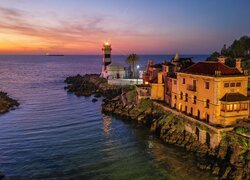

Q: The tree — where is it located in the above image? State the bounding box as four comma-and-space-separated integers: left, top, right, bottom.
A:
206, 51, 220, 61
126, 54, 139, 78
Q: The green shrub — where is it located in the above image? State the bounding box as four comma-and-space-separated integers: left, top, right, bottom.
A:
159, 113, 174, 125
237, 137, 250, 150
235, 127, 250, 136
126, 90, 136, 103
139, 99, 153, 112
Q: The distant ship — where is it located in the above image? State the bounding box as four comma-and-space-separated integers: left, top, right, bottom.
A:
45, 53, 64, 56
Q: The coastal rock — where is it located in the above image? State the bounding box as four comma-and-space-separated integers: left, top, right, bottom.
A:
0, 173, 4, 179
65, 74, 250, 180
94, 94, 101, 98
0, 91, 19, 114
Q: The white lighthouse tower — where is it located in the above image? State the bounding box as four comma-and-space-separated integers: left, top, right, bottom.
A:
101, 42, 112, 78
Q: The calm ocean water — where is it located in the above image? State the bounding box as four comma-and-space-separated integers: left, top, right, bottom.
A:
0, 55, 213, 179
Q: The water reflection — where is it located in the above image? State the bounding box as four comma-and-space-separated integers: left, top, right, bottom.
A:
103, 115, 112, 136
147, 136, 214, 180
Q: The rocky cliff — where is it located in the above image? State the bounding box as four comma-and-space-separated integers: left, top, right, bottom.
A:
102, 96, 249, 180
65, 75, 249, 179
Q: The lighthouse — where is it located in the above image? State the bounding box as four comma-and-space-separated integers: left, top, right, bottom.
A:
101, 42, 112, 78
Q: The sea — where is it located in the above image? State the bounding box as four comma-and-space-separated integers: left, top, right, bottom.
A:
0, 55, 213, 179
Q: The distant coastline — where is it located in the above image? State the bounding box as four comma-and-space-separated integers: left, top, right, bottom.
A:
45, 54, 64, 57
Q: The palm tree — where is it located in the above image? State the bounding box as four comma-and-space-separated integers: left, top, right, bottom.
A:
126, 54, 139, 78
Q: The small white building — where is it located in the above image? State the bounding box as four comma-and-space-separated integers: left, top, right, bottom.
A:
106, 62, 126, 79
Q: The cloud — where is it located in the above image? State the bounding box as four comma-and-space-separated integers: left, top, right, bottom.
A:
0, 6, 158, 54
0, 7, 106, 43
0, 6, 148, 41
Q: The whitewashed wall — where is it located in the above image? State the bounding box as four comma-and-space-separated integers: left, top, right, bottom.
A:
108, 79, 143, 85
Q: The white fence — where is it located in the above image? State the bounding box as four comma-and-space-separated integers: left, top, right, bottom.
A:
108, 79, 143, 85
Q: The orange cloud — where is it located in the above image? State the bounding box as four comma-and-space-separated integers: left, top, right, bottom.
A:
0, 6, 162, 54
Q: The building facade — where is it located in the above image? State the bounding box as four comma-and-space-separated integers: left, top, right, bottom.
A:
174, 61, 249, 126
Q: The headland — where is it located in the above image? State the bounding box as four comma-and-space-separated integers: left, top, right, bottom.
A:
64, 73, 249, 179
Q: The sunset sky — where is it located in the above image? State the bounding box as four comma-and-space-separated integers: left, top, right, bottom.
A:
0, 0, 250, 55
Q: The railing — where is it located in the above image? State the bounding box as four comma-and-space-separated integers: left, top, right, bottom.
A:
187, 84, 196, 91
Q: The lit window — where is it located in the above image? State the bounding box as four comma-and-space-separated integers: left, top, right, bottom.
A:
226, 104, 233, 111
205, 82, 209, 89
224, 83, 229, 87
236, 82, 241, 87
230, 83, 235, 87
234, 104, 240, 111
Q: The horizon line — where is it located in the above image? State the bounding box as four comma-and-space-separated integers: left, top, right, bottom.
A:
0, 53, 210, 56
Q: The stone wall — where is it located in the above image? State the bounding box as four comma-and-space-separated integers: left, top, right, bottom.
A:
108, 79, 143, 85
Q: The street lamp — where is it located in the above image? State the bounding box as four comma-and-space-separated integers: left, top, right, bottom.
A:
136, 65, 140, 84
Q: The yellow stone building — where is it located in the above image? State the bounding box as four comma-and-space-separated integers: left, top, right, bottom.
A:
174, 60, 249, 127
150, 72, 165, 101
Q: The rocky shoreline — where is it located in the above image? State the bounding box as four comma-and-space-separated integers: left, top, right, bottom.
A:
65, 74, 249, 179
0, 91, 19, 114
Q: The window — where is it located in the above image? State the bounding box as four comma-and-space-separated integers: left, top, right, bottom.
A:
174, 80, 177, 85
205, 82, 209, 89
206, 114, 210, 122
104, 54, 111, 58
224, 83, 229, 87
182, 78, 186, 84
185, 93, 188, 102
236, 82, 241, 87
226, 104, 233, 111
174, 95, 177, 100
234, 104, 240, 111
180, 92, 183, 100
194, 96, 197, 104
221, 104, 226, 111
193, 80, 197, 86
206, 99, 210, 108
241, 103, 248, 110
230, 83, 235, 87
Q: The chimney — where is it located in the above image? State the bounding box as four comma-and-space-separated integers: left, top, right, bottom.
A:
235, 58, 243, 73
217, 56, 226, 64
158, 72, 163, 84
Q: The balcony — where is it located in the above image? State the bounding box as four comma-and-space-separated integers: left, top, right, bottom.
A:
187, 84, 196, 92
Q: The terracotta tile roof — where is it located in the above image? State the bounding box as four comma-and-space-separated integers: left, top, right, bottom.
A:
151, 63, 163, 68
182, 61, 242, 76
220, 93, 249, 102
167, 73, 177, 79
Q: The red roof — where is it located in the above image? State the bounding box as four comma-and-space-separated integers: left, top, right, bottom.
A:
182, 61, 242, 76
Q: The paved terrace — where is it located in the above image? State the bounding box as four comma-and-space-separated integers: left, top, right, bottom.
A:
154, 102, 234, 134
